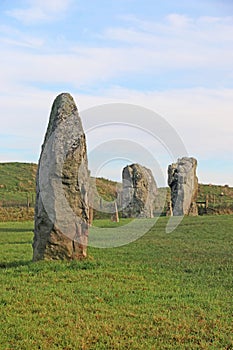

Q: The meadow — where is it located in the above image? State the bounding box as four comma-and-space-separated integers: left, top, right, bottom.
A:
0, 215, 232, 349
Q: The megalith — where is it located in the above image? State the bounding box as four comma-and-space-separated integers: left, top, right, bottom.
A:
33, 93, 90, 261
122, 163, 157, 218
168, 157, 198, 216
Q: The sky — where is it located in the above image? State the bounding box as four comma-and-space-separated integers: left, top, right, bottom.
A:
0, 0, 233, 186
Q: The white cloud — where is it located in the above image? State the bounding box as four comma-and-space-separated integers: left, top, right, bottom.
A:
6, 0, 73, 24
1, 13, 233, 87
28, 0, 72, 12
1, 83, 232, 185
77, 86, 233, 184
119, 16, 233, 67
166, 14, 192, 28
0, 25, 44, 48
78, 86, 233, 152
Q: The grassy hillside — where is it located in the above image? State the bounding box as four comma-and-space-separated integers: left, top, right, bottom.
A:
0, 162, 232, 217
198, 183, 233, 202
0, 163, 37, 202
198, 184, 233, 214
0, 216, 232, 349
91, 177, 119, 202
0, 163, 118, 203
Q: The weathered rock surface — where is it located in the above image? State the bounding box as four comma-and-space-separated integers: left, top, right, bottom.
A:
33, 93, 90, 261
168, 157, 198, 216
122, 163, 157, 218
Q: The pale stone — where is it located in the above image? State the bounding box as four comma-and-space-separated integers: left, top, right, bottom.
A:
168, 157, 198, 216
122, 163, 157, 218
33, 93, 89, 261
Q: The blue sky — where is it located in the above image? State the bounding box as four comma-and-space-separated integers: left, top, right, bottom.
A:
0, 0, 233, 186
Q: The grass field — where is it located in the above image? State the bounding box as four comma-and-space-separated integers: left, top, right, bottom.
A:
0, 216, 233, 349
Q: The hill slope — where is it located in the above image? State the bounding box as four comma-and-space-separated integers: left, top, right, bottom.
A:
0, 163, 119, 204
0, 163, 37, 202
0, 162, 232, 214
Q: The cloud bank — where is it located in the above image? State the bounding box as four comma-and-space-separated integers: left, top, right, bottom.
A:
6, 0, 73, 24
0, 4, 232, 185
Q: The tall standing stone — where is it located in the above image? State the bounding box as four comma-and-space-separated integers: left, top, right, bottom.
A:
168, 157, 198, 216
33, 93, 89, 261
122, 163, 157, 218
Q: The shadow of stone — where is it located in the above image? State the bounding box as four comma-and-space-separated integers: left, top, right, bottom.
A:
0, 228, 33, 233
0, 241, 32, 245
0, 260, 32, 269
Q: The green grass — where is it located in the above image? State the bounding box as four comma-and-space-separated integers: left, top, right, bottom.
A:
198, 184, 233, 208
0, 216, 233, 349
0, 162, 36, 202
0, 163, 36, 191
92, 177, 119, 202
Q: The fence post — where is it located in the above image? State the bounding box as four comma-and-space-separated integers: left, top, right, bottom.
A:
114, 201, 119, 223
206, 195, 209, 209
26, 193, 30, 213
89, 206, 93, 226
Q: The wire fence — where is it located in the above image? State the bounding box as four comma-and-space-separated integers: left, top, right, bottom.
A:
197, 194, 233, 215
0, 190, 232, 221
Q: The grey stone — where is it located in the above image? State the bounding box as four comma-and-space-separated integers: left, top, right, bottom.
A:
168, 157, 198, 216
122, 163, 157, 218
33, 93, 90, 261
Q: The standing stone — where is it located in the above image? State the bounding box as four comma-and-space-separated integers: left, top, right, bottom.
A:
168, 157, 198, 216
122, 163, 157, 218
33, 93, 89, 261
